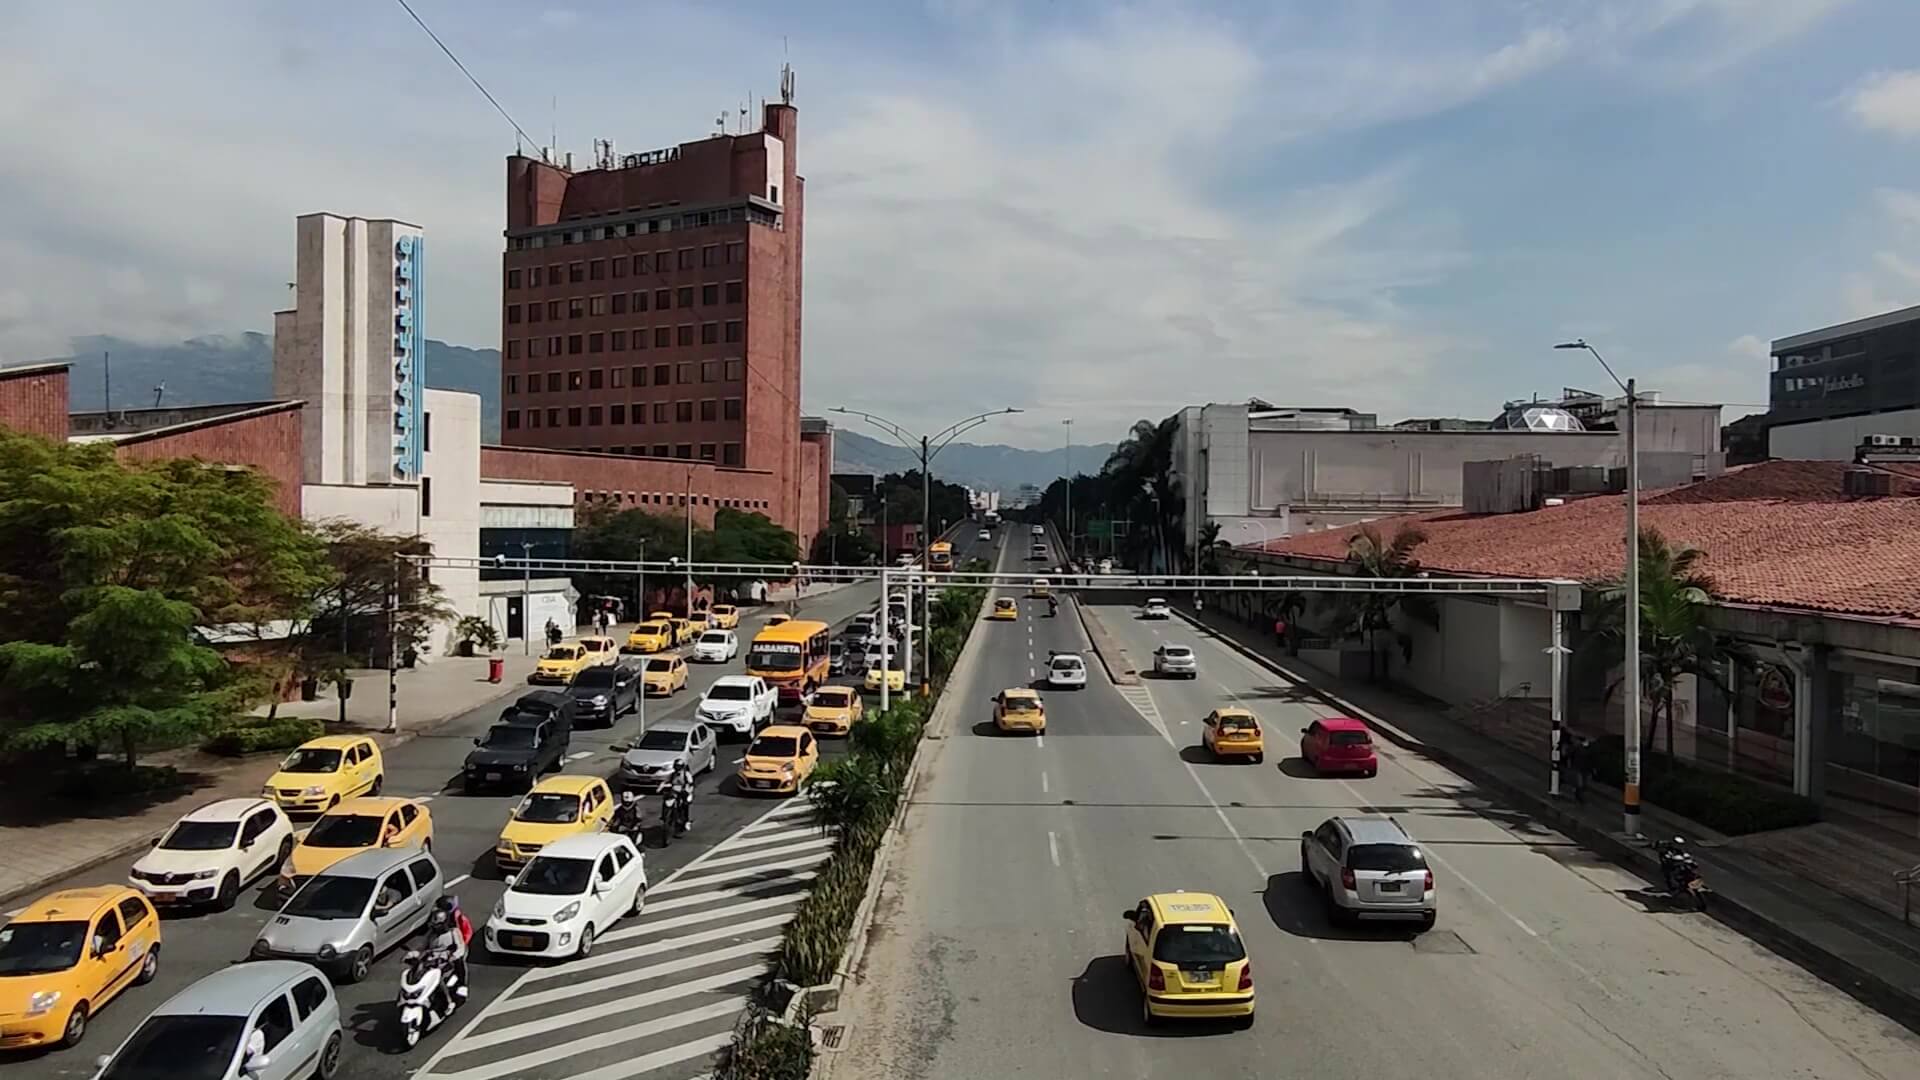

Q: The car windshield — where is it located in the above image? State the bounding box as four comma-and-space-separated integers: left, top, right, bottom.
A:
0, 920, 86, 974
513, 856, 593, 896
160, 819, 239, 850
279, 747, 342, 773
1004, 697, 1040, 713
749, 735, 798, 758
707, 684, 753, 701
283, 875, 374, 919
1218, 717, 1257, 734
701, 632, 730, 644
481, 726, 538, 749
645, 658, 677, 673
1162, 647, 1191, 658
713, 606, 734, 615
635, 622, 667, 636
517, 793, 582, 823
882, 654, 905, 671
995, 600, 1015, 610
572, 667, 616, 688
1051, 657, 1082, 670
1330, 730, 1372, 747
101, 1014, 246, 1080
1146, 599, 1167, 607
303, 813, 383, 848
748, 647, 803, 671
1152, 924, 1247, 966
813, 689, 853, 707
636, 729, 691, 751
1348, 844, 1427, 872
545, 647, 580, 661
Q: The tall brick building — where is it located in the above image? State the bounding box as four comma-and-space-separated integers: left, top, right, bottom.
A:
496, 97, 823, 544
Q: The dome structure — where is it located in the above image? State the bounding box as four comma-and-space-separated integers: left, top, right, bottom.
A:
1491, 404, 1585, 432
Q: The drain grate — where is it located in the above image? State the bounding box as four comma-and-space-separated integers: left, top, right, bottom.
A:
1412, 930, 1475, 955
818, 1023, 848, 1051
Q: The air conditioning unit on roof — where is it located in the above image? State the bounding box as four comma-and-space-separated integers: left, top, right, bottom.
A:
1865, 434, 1901, 447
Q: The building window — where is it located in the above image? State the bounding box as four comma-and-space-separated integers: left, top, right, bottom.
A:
421, 476, 432, 516
726, 242, 743, 264
677, 248, 695, 270
698, 443, 716, 461
631, 401, 645, 423
701, 283, 719, 306
506, 304, 522, 324
507, 340, 522, 360
546, 300, 561, 320
589, 296, 607, 316
675, 361, 694, 384
561, 335, 579, 355
547, 335, 563, 356
568, 407, 583, 427
547, 263, 561, 283
611, 330, 627, 352
546, 372, 562, 392
588, 405, 603, 426
589, 333, 605, 354
633, 253, 649, 274
547, 407, 561, 427
506, 409, 521, 430
677, 286, 694, 309
676, 444, 693, 459
725, 359, 743, 381
654, 288, 670, 310
700, 398, 717, 421
589, 368, 604, 389
654, 444, 670, 456
589, 259, 605, 281
654, 327, 671, 348
611, 293, 627, 315
724, 320, 742, 343
610, 366, 626, 389
632, 365, 647, 387
507, 374, 520, 394
677, 325, 694, 347
611, 258, 626, 280
633, 326, 648, 350
722, 442, 742, 465
529, 266, 543, 287
528, 409, 540, 428
653, 402, 669, 423
611, 404, 625, 425
568, 298, 584, 319
528, 303, 542, 324
769, 184, 778, 204
633, 291, 648, 312
422, 411, 431, 452
569, 262, 585, 284
508, 268, 523, 289
725, 281, 743, 304
676, 400, 693, 423
700, 360, 718, 383
702, 245, 719, 268
654, 363, 670, 385
701, 322, 719, 345
527, 338, 542, 359
723, 397, 742, 420
569, 370, 584, 391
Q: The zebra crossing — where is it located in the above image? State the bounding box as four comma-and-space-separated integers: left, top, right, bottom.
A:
416, 797, 832, 1080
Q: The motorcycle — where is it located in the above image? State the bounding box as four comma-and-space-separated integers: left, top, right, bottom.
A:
659, 788, 690, 848
1653, 837, 1709, 911
396, 949, 464, 1048
610, 793, 646, 845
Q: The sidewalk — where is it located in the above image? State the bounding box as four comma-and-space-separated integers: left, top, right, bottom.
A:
1170, 603, 1920, 1035
0, 651, 539, 908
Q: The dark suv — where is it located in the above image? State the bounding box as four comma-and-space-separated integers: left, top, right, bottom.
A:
567, 661, 641, 727
463, 717, 566, 792
504, 690, 577, 741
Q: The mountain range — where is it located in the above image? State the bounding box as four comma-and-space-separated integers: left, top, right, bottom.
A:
39, 334, 1112, 493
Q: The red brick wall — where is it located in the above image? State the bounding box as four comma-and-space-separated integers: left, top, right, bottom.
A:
115, 406, 304, 518
481, 446, 784, 528
0, 365, 70, 441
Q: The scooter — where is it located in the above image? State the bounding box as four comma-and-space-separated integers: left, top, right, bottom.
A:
1653, 837, 1709, 911
396, 950, 464, 1049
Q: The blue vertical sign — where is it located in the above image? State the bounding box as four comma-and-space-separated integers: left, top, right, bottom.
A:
392, 233, 426, 480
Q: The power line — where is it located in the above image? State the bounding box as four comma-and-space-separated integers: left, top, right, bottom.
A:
392, 0, 537, 151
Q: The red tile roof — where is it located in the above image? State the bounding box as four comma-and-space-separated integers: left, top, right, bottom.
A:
1251, 461, 1920, 624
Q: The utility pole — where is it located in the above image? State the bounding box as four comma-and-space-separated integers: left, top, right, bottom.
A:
1063, 418, 1073, 567
684, 467, 695, 618
637, 540, 648, 735
879, 567, 891, 712
520, 540, 533, 655
385, 553, 400, 734
920, 435, 932, 697
103, 350, 112, 419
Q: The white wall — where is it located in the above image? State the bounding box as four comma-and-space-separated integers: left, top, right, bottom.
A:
483, 583, 577, 643
301, 484, 418, 532
1770, 407, 1920, 460
1499, 602, 1552, 698
422, 389, 481, 645
1250, 429, 1624, 511
479, 479, 575, 529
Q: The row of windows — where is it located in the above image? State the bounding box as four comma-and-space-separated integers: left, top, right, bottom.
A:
503, 429, 744, 467
505, 321, 743, 358
582, 487, 762, 509
506, 361, 743, 394
505, 398, 741, 429
504, 282, 744, 322
506, 244, 747, 287
509, 204, 774, 251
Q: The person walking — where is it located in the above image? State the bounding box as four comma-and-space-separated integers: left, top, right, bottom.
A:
1561, 734, 1588, 803
1273, 616, 1288, 648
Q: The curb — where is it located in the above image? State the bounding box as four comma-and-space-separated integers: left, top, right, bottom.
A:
1171, 607, 1920, 1038
1074, 601, 1139, 687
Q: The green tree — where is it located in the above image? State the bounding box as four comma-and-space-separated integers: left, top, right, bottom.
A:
809, 524, 880, 566
1339, 524, 1436, 680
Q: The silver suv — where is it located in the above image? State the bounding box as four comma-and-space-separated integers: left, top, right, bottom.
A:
1299, 816, 1435, 930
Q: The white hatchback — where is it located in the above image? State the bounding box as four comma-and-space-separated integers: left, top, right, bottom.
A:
486, 833, 648, 960
693, 629, 738, 663
1143, 597, 1171, 619
1046, 652, 1089, 690
129, 797, 294, 910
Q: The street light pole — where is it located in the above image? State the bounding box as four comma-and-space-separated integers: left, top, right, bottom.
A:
386, 553, 400, 734
1063, 418, 1073, 566
1557, 339, 1641, 836
684, 467, 695, 619
520, 540, 533, 656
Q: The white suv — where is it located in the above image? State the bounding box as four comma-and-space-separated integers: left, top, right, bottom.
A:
693, 629, 738, 663
1143, 597, 1171, 619
129, 798, 294, 910
1046, 652, 1088, 690
698, 675, 777, 738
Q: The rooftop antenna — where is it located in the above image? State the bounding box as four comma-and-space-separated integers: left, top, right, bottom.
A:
714, 111, 726, 135
550, 95, 557, 163
153, 383, 166, 408
780, 60, 795, 105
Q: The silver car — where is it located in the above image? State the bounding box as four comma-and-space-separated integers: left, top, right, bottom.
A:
619, 721, 717, 791
250, 847, 444, 983
1152, 643, 1198, 679
1299, 816, 1436, 930
91, 960, 342, 1080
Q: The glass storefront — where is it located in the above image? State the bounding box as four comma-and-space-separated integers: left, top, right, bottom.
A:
1691, 659, 1795, 787
1824, 655, 1920, 835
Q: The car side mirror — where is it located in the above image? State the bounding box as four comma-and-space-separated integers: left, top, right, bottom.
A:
243, 1051, 271, 1078
1300, 727, 1310, 735
95, 1054, 112, 1072
1301, 830, 1314, 841
1120, 910, 1136, 924
504, 873, 518, 887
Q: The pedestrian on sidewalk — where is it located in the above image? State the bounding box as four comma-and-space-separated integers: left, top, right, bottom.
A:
1561, 734, 1588, 803
545, 619, 561, 648
1273, 617, 1288, 648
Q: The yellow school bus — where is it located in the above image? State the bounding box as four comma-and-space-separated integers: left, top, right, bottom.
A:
928, 540, 954, 572
747, 619, 832, 706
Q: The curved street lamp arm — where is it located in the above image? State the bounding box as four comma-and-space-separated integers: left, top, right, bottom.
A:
930, 407, 1022, 448
830, 406, 918, 453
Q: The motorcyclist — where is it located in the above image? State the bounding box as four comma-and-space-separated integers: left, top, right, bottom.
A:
667, 760, 695, 832
1046, 595, 1058, 618
414, 903, 468, 1016
612, 789, 644, 840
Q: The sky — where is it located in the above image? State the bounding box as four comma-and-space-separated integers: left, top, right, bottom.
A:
5, 1, 1920, 449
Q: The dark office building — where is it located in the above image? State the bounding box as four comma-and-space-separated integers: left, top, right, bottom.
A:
1771, 305, 1920, 424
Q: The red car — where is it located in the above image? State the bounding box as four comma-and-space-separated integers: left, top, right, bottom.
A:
1301, 717, 1378, 777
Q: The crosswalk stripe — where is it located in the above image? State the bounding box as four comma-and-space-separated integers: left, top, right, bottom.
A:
598, 893, 806, 945
426, 997, 748, 1080
496, 937, 779, 1014
645, 871, 817, 914
435, 965, 765, 1055
681, 834, 834, 874
549, 1031, 735, 1080
529, 912, 797, 979
650, 851, 832, 895
742, 808, 820, 832
717, 819, 825, 850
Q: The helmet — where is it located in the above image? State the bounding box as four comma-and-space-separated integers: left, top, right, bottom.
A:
620, 790, 637, 805
428, 909, 450, 932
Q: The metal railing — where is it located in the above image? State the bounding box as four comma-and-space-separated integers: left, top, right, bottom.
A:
1899, 863, 1920, 927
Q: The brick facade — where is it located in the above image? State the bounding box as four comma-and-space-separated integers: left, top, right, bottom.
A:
480, 445, 783, 531
0, 362, 72, 442
113, 403, 305, 518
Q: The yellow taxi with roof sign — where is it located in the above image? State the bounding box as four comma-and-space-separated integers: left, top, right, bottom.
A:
1122, 890, 1255, 1026
0, 886, 160, 1050
803, 685, 864, 736
736, 724, 820, 795
988, 597, 1019, 621
279, 796, 433, 894
531, 641, 594, 685
1201, 707, 1265, 763
262, 734, 383, 817
495, 774, 614, 872
707, 603, 741, 629
994, 687, 1046, 734
624, 620, 673, 654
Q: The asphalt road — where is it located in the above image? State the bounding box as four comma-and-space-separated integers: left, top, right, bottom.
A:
0, 575, 900, 1080
829, 562, 1920, 1078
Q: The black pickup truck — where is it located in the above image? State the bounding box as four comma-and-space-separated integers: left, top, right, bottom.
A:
463, 716, 565, 792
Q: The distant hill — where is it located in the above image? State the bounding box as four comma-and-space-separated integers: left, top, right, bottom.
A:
50, 334, 504, 440
831, 429, 1116, 495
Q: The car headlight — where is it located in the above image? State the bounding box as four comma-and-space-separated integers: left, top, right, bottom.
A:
191, 868, 219, 880
553, 901, 581, 924
592, 695, 608, 706
302, 786, 326, 796
261, 785, 276, 798
492, 899, 506, 922
512, 763, 528, 771
250, 939, 272, 958
780, 763, 796, 777
26, 990, 61, 1016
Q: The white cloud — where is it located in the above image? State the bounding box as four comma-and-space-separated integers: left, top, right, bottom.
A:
1726, 333, 1768, 361
1849, 70, 1920, 137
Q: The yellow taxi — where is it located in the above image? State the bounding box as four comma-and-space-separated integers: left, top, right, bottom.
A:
988, 597, 1019, 621
864, 654, 906, 693
803, 685, 864, 736
624, 620, 674, 654
669, 618, 699, 646
1028, 577, 1051, 598
0, 886, 160, 1050
994, 687, 1047, 734
575, 635, 619, 667
279, 796, 433, 893
262, 735, 383, 817
642, 654, 689, 696
1122, 891, 1255, 1027
736, 724, 820, 795
1201, 708, 1265, 764
495, 775, 614, 872
530, 641, 594, 685
707, 604, 741, 630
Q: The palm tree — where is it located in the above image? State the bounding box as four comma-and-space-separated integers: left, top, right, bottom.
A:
1196, 521, 1224, 574
1340, 523, 1435, 680
1584, 528, 1743, 759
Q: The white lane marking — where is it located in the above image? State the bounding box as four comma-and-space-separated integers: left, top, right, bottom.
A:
724, 821, 825, 849
547, 1032, 735, 1080
497, 937, 779, 1013
426, 1000, 745, 1080
559, 912, 796, 973
446, 873, 471, 888
650, 851, 832, 895
2, 908, 21, 919
600, 893, 805, 944
415, 794, 435, 803
1036, 734, 1045, 749
440, 969, 758, 1053
732, 755, 744, 764
1041, 771, 1050, 794
663, 834, 834, 876
566, 750, 594, 762
1029, 666, 1036, 679
1048, 831, 1061, 867
646, 871, 819, 914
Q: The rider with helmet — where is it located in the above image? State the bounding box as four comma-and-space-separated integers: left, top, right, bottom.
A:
667, 760, 695, 832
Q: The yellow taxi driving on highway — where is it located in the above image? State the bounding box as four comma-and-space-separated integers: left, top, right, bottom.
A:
530, 641, 593, 685
1028, 577, 1051, 598
1201, 708, 1265, 764
803, 685, 864, 736
624, 620, 673, 654
864, 653, 906, 693
1122, 890, 1255, 1027
994, 687, 1047, 734
707, 604, 741, 629
575, 635, 619, 667
989, 597, 1019, 621
262, 735, 383, 817
495, 775, 614, 872
642, 654, 689, 696
0, 886, 160, 1050
736, 724, 820, 795
279, 796, 433, 894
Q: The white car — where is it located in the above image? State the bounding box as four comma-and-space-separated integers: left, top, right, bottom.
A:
1143, 597, 1171, 619
1031, 524, 1045, 536
697, 674, 778, 738
1046, 652, 1088, 690
693, 629, 738, 663
977, 529, 991, 542
486, 833, 648, 960
129, 797, 294, 910
1153, 643, 1198, 678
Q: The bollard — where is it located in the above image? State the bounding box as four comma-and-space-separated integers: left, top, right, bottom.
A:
488, 655, 504, 684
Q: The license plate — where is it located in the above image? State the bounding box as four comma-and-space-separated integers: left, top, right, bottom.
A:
1379, 881, 1402, 892
486, 772, 501, 781
1183, 970, 1218, 985
507, 934, 535, 949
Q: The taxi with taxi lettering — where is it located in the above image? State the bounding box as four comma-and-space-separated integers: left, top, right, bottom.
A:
988, 597, 1019, 621
706, 603, 741, 630
495, 775, 614, 872
1121, 890, 1254, 1027
736, 724, 820, 795
1201, 708, 1265, 763
530, 641, 594, 685
994, 687, 1047, 734
279, 797, 433, 895
803, 685, 864, 736
623, 620, 674, 654
0, 886, 159, 1050
262, 735, 384, 817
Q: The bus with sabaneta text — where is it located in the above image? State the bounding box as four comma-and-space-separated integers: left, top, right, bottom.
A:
928, 540, 954, 572
746, 619, 832, 706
